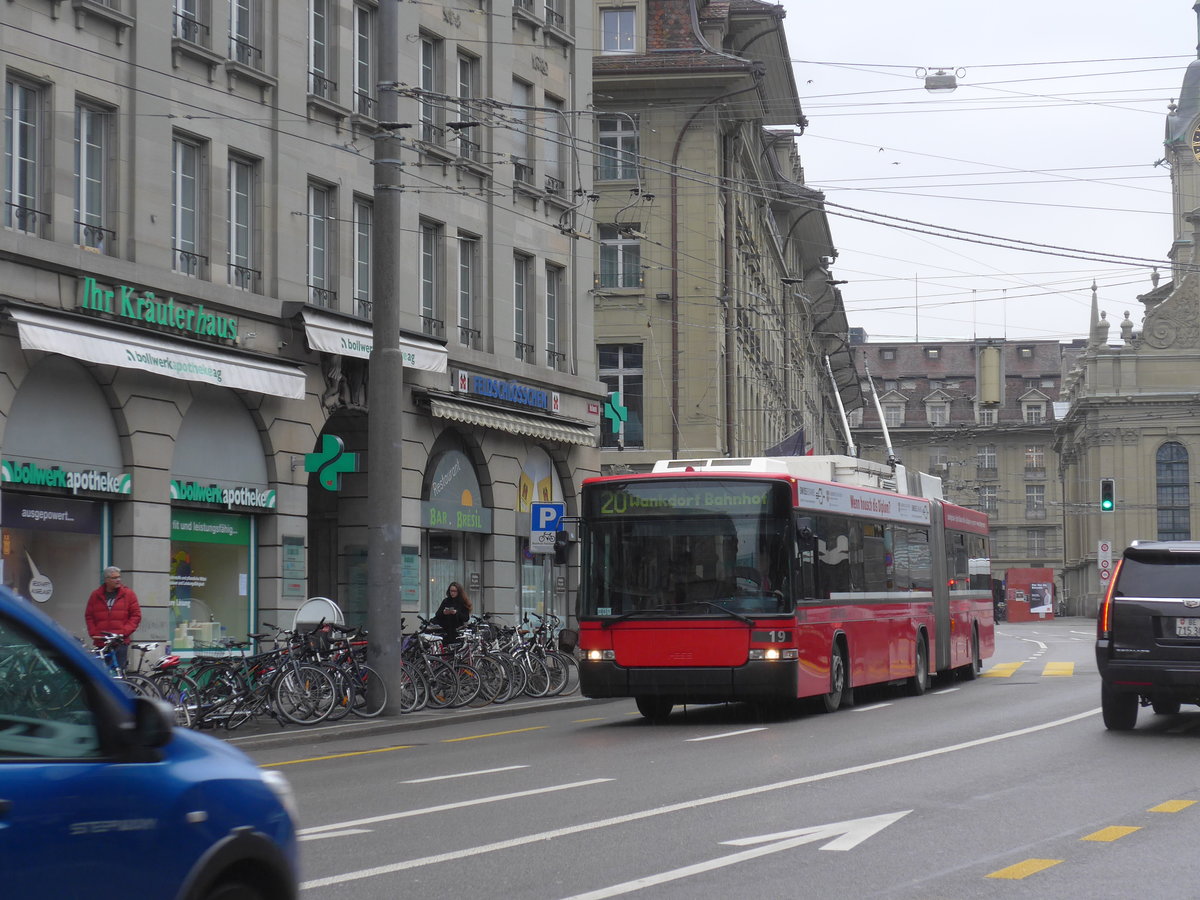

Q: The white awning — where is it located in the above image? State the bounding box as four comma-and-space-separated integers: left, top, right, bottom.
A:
11, 307, 307, 400
301, 309, 447, 372
429, 397, 595, 446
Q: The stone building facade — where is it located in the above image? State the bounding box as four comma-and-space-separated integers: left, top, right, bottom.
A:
852, 339, 1074, 602
590, 0, 860, 471
0, 1, 602, 645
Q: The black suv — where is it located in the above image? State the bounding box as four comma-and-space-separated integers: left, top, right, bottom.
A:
1096, 540, 1200, 730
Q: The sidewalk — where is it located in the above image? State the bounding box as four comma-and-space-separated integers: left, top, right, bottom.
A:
220, 692, 609, 751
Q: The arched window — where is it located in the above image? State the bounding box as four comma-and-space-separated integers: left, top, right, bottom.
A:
1156, 442, 1190, 541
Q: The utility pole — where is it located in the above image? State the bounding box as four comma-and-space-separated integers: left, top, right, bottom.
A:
366, 0, 405, 713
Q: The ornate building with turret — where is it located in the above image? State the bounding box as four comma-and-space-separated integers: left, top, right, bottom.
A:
1054, 8, 1200, 613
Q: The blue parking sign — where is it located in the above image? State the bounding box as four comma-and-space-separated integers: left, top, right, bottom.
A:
531, 502, 565, 533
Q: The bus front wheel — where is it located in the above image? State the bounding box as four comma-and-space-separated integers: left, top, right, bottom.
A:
635, 695, 673, 722
821, 647, 849, 713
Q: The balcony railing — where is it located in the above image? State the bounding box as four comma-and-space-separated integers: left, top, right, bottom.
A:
353, 91, 376, 118
459, 325, 481, 349
422, 315, 445, 338
229, 37, 263, 68
515, 340, 534, 362
355, 297, 373, 320
544, 3, 565, 27
457, 136, 481, 162
174, 247, 209, 278
75, 221, 115, 254
544, 174, 564, 195
546, 349, 566, 371
228, 263, 261, 292
1024, 466, 1046, 480
309, 284, 337, 308
309, 71, 337, 101
1025, 505, 1047, 520
513, 160, 533, 184
596, 270, 644, 289
5, 202, 50, 234
174, 12, 209, 45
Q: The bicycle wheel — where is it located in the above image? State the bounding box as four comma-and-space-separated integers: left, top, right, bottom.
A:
350, 665, 388, 718
188, 663, 245, 728
520, 654, 551, 697
121, 672, 161, 699
466, 655, 505, 708
272, 664, 337, 725
322, 663, 354, 722
422, 656, 459, 709
538, 652, 569, 696
150, 670, 199, 728
448, 662, 481, 708
552, 651, 580, 696
492, 652, 526, 704
397, 661, 427, 713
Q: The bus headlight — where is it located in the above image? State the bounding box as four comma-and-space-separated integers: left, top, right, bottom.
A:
586, 649, 615, 661
748, 648, 798, 661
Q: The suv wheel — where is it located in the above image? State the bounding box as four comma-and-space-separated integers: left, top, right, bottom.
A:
1101, 682, 1139, 731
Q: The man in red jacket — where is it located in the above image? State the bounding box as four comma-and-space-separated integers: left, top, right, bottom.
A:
85, 566, 142, 672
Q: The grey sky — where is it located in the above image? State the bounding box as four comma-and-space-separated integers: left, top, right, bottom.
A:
782, 0, 1192, 344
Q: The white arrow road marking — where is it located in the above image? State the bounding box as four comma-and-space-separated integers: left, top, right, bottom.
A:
722, 810, 912, 851
561, 812, 911, 899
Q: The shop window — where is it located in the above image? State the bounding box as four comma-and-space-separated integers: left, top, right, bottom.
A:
170, 511, 253, 649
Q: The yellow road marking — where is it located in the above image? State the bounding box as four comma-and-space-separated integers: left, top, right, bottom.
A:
573, 717, 607, 722
983, 661, 1024, 678
986, 858, 1062, 879
1150, 800, 1196, 813
441, 725, 547, 743
1042, 662, 1074, 676
1082, 825, 1140, 842
263, 744, 415, 767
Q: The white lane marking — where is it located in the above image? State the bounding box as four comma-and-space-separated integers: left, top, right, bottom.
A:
685, 727, 767, 742
564, 812, 912, 900
300, 708, 1099, 891
402, 765, 528, 784
300, 829, 371, 842
931, 687, 960, 695
298, 779, 612, 836
850, 703, 892, 713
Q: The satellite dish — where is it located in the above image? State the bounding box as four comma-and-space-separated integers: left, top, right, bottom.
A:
292, 596, 345, 632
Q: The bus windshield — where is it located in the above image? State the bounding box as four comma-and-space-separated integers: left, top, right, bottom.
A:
580, 478, 793, 618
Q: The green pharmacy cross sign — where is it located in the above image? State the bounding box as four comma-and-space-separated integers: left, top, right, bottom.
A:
603, 391, 627, 434
306, 435, 359, 492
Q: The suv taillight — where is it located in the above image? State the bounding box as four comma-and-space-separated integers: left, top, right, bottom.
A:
1097, 558, 1123, 639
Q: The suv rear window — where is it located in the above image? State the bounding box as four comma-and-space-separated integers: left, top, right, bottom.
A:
1116, 555, 1200, 598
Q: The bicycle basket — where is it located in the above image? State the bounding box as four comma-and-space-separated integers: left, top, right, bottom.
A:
557, 628, 579, 652
305, 624, 333, 654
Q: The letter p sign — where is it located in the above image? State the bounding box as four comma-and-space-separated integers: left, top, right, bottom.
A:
531, 502, 565, 533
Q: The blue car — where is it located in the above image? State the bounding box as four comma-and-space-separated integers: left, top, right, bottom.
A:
0, 585, 298, 899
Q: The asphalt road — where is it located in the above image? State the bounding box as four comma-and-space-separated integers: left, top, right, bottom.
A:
243, 618, 1200, 899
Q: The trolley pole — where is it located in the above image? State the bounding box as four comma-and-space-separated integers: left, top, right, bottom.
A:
366, 0, 405, 713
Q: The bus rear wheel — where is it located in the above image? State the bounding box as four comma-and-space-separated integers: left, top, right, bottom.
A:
635, 695, 673, 722
821, 647, 848, 713
907, 637, 929, 696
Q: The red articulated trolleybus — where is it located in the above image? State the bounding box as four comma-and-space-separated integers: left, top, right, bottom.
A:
576, 455, 994, 721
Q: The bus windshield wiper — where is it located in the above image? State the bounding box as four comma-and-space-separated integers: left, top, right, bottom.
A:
683, 600, 754, 625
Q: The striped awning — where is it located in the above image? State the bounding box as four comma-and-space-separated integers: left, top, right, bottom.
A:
428, 397, 595, 446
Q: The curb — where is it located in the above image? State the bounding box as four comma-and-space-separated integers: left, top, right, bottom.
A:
221, 694, 611, 751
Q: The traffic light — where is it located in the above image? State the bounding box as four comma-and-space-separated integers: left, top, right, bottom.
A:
553, 530, 571, 565
1100, 478, 1115, 511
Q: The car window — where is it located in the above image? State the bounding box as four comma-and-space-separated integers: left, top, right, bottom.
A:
1117, 557, 1200, 598
0, 616, 102, 759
